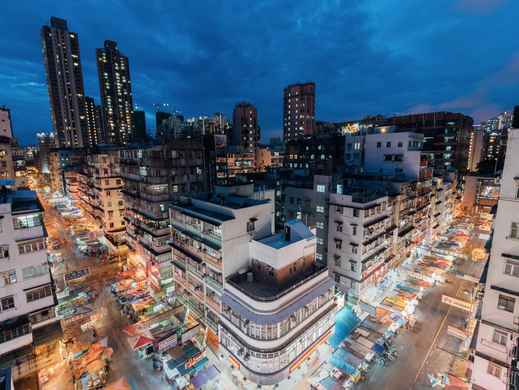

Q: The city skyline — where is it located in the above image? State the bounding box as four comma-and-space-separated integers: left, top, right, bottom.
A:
1, 0, 519, 145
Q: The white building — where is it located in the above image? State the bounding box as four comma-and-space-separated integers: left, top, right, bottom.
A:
363, 132, 424, 180
170, 187, 335, 385
472, 129, 519, 390
327, 188, 398, 302
0, 182, 57, 364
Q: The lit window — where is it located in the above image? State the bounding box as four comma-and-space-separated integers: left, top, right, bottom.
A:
497, 294, 515, 313
316, 184, 326, 193
316, 206, 325, 213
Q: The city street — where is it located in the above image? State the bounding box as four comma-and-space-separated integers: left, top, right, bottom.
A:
358, 224, 486, 390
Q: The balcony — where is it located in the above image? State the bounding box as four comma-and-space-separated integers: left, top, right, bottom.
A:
205, 275, 223, 294
0, 315, 33, 354
170, 238, 222, 271
170, 220, 222, 249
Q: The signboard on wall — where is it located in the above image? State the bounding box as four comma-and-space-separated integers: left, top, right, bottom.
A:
441, 295, 473, 312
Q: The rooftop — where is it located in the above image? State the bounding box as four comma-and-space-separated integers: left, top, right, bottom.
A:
0, 188, 43, 214
227, 262, 328, 301
257, 219, 313, 249
171, 202, 234, 225
194, 193, 270, 210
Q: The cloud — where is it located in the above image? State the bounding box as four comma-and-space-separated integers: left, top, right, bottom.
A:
0, 0, 518, 144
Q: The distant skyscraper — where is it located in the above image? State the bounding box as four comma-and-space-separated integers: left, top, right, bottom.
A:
96, 40, 133, 145
231, 102, 259, 153
41, 17, 85, 148
155, 110, 172, 140
283, 82, 316, 142
131, 110, 147, 142
78, 96, 103, 147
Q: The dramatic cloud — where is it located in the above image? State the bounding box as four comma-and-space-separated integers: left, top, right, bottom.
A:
0, 0, 517, 144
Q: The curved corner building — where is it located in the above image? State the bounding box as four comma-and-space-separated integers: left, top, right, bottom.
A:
219, 220, 336, 385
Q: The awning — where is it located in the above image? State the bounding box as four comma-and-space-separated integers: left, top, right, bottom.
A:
128, 335, 154, 350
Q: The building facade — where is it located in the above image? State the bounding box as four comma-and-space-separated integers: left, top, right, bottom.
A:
78, 96, 103, 147
169, 188, 335, 385
385, 112, 472, 176
468, 126, 485, 172
231, 102, 259, 153
472, 129, 519, 390
283, 82, 316, 142
120, 141, 207, 294
96, 40, 133, 145
0, 185, 57, 365
41, 17, 86, 148
77, 148, 126, 246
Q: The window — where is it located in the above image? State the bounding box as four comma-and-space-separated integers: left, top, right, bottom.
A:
316, 221, 324, 229
505, 261, 519, 277
26, 285, 52, 303
316, 184, 326, 193
353, 209, 359, 217
351, 262, 356, 272
497, 294, 515, 313
0, 270, 17, 285
335, 239, 342, 250
336, 223, 343, 232
334, 256, 341, 267
352, 225, 357, 236
22, 265, 49, 280
351, 245, 358, 254
386, 142, 391, 148
0, 245, 9, 259
0, 296, 14, 311
317, 238, 324, 245
492, 329, 508, 346
316, 205, 325, 213
487, 362, 502, 378
376, 142, 381, 149
511, 223, 519, 239
397, 142, 403, 148
18, 239, 46, 255
13, 213, 42, 230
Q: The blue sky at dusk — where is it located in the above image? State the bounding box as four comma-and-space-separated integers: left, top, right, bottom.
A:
1, 0, 519, 145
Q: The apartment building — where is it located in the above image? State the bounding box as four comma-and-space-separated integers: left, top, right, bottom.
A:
220, 220, 335, 384
327, 187, 398, 302
169, 187, 272, 335
327, 175, 455, 304
77, 148, 126, 247
282, 174, 334, 265
0, 183, 57, 365
169, 189, 335, 385
120, 141, 207, 295
472, 129, 519, 390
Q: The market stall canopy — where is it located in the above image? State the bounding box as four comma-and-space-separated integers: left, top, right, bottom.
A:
128, 335, 154, 351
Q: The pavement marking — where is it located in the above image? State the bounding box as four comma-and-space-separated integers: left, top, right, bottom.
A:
413, 283, 463, 385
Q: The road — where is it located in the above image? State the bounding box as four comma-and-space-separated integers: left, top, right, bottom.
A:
358, 225, 486, 389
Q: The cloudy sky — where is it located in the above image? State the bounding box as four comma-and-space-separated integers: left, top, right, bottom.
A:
1, 0, 519, 145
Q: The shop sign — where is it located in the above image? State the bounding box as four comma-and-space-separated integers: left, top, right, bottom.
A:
441, 295, 473, 312
64, 268, 89, 281
185, 351, 204, 369
157, 334, 177, 352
